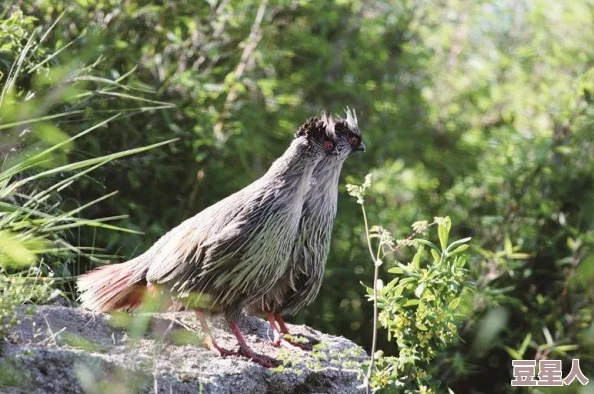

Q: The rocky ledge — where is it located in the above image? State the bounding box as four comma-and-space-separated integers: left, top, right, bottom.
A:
0, 306, 365, 394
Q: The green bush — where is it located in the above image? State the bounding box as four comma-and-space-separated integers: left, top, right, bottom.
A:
348, 176, 473, 392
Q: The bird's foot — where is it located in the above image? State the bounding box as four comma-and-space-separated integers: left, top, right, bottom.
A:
270, 332, 311, 350
238, 346, 279, 368
272, 313, 317, 350
281, 334, 315, 351
205, 340, 238, 358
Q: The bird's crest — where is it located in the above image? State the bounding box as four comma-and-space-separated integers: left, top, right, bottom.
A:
295, 113, 336, 141
335, 107, 361, 136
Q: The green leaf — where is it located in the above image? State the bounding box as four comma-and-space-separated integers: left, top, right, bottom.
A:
431, 249, 441, 263
403, 299, 420, 307
445, 237, 472, 254
450, 244, 470, 255
385, 277, 399, 291
438, 224, 449, 251
435, 216, 451, 251
504, 234, 513, 255
416, 322, 428, 331
414, 239, 440, 252
415, 283, 426, 298
518, 333, 532, 356
448, 298, 461, 310
399, 277, 417, 285
542, 326, 554, 346
509, 253, 532, 260
553, 344, 579, 354
388, 266, 404, 274
412, 244, 424, 269
503, 346, 523, 360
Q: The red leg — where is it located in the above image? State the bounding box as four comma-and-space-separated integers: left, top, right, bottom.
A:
230, 320, 277, 368
194, 310, 236, 357
267, 313, 283, 347
275, 313, 290, 335
274, 313, 313, 350
267, 313, 303, 349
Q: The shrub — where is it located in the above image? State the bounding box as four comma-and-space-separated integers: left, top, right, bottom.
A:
349, 175, 472, 393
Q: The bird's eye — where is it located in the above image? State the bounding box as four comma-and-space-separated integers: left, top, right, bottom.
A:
323, 139, 335, 152
348, 136, 360, 146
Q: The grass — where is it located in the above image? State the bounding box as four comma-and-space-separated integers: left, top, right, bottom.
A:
0, 9, 175, 338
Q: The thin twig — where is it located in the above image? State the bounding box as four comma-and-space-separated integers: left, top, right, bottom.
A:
39, 312, 65, 346
213, 0, 268, 141
362, 204, 379, 394
38, 326, 67, 346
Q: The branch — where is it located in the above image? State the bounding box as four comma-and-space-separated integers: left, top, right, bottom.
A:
213, 0, 268, 141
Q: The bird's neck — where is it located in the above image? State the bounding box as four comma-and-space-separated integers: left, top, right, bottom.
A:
307, 157, 347, 203
265, 140, 319, 181
313, 157, 346, 185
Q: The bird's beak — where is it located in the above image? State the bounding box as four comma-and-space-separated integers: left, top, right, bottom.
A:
356, 142, 366, 152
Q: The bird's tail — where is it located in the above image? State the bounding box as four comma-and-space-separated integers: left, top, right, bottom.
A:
77, 256, 149, 312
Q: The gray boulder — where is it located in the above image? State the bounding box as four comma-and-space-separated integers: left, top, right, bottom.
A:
0, 306, 365, 394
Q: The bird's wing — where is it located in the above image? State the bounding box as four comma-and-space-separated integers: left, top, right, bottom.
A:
144, 185, 247, 284
144, 216, 206, 283
144, 181, 277, 298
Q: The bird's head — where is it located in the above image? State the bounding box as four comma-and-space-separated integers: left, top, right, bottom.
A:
294, 113, 338, 157
333, 107, 365, 159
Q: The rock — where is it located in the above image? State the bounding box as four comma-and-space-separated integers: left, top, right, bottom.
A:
0, 306, 366, 394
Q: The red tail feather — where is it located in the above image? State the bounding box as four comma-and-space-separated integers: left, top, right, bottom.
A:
77, 257, 149, 312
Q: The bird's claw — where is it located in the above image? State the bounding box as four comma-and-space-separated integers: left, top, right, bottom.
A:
238, 346, 279, 368
271, 335, 312, 351
282, 335, 314, 351
206, 342, 238, 358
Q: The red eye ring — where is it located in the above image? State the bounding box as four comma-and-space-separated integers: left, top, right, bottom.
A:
323, 139, 335, 152
348, 136, 360, 146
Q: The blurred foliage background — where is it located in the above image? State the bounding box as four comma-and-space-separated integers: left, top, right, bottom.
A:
2, 0, 594, 392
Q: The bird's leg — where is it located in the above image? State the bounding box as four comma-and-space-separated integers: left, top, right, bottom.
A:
229, 320, 277, 368
266, 313, 302, 350
274, 313, 291, 335
194, 310, 236, 357
267, 313, 283, 347
274, 313, 314, 350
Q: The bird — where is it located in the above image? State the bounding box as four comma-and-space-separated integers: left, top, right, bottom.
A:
246, 109, 364, 349
77, 114, 338, 367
